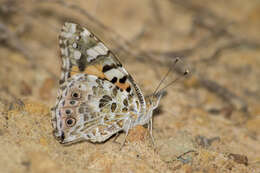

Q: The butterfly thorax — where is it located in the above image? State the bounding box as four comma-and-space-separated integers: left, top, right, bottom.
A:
133, 92, 163, 126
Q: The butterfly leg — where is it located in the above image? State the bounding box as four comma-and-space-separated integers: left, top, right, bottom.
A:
148, 118, 155, 147
112, 132, 120, 144
120, 119, 132, 150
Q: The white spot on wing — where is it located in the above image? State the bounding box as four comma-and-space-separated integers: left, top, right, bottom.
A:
67, 23, 76, 34
87, 56, 95, 62
60, 72, 64, 79
60, 30, 73, 39
61, 23, 76, 38
80, 84, 87, 91
72, 43, 77, 48
74, 50, 81, 60
61, 48, 68, 56
119, 67, 128, 74
86, 48, 99, 58
64, 72, 69, 80
97, 42, 108, 52
104, 68, 124, 80
62, 57, 66, 68
65, 57, 70, 69
86, 42, 108, 60
81, 28, 91, 37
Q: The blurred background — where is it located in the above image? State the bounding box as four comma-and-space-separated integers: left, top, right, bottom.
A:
0, 0, 259, 172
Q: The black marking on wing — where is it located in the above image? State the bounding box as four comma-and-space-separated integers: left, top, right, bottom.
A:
111, 103, 117, 112
126, 86, 131, 92
119, 76, 127, 83
102, 64, 117, 73
59, 79, 65, 85
111, 77, 117, 83
78, 55, 87, 71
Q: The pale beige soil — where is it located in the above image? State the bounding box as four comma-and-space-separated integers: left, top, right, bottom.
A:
0, 0, 260, 172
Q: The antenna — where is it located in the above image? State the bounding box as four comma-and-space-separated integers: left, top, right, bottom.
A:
152, 57, 180, 96
157, 68, 190, 93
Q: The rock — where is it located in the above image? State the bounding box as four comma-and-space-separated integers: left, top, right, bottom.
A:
157, 131, 196, 162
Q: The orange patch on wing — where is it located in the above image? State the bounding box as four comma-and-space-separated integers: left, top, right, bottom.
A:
70, 65, 80, 76
115, 82, 130, 90
70, 64, 105, 79
85, 65, 106, 78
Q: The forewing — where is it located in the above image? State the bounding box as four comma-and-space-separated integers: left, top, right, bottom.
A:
59, 22, 119, 82
59, 23, 145, 107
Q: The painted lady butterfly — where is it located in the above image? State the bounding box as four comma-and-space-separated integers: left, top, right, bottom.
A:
51, 22, 163, 145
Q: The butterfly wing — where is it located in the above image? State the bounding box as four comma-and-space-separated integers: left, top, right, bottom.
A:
52, 22, 146, 144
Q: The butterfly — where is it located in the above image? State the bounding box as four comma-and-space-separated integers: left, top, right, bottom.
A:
51, 22, 164, 145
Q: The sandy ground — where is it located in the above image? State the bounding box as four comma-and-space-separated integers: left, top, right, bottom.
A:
0, 0, 260, 172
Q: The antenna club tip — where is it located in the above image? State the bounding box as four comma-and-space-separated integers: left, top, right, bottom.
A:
175, 57, 180, 63
184, 69, 190, 75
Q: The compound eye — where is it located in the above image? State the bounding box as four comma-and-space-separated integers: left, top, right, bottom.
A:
65, 117, 76, 127
71, 91, 81, 99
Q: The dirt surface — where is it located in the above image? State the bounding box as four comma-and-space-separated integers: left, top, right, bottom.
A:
0, 0, 260, 172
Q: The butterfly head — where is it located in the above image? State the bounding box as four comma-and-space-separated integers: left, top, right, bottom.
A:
145, 91, 165, 112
